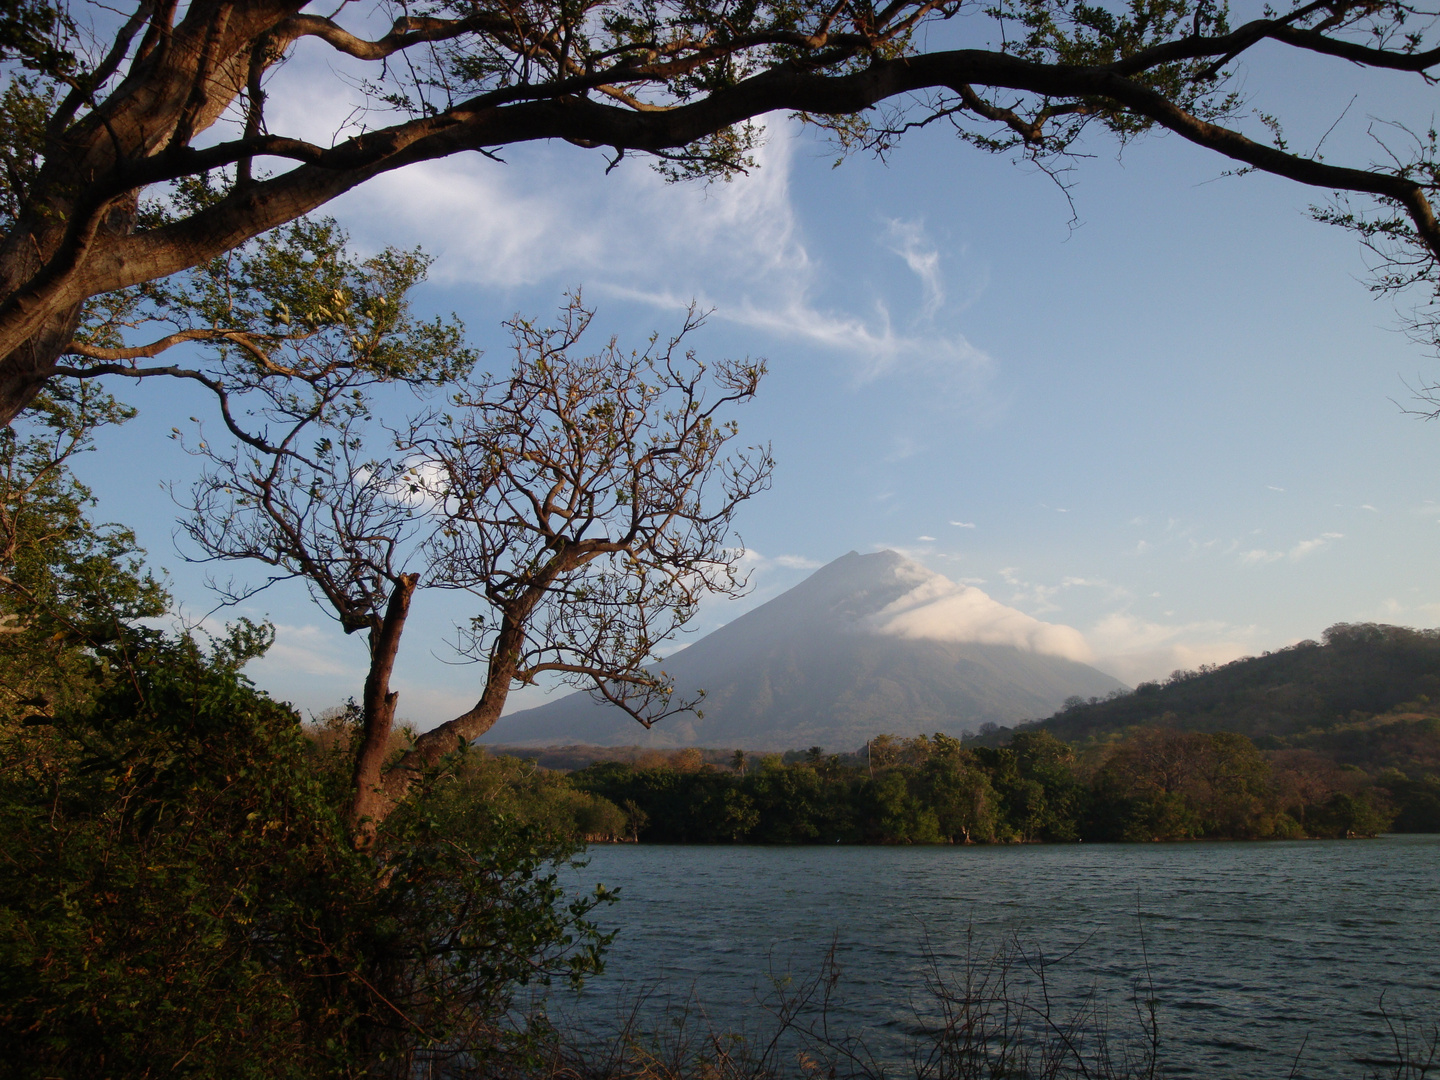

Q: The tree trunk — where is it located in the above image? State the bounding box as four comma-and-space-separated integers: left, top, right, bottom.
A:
374, 620, 524, 812
0, 1, 298, 425
347, 572, 417, 850
372, 572, 571, 817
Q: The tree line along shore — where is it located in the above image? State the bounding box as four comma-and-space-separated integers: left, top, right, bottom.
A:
467, 723, 1431, 845
480, 623, 1440, 845
482, 621, 1440, 846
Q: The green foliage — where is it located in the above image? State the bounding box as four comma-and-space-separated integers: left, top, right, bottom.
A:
434, 749, 631, 843
0, 74, 53, 226
915, 740, 1002, 844
0, 437, 613, 1076
985, 0, 1240, 145
1304, 789, 1394, 840
81, 215, 476, 411
0, 380, 165, 723
567, 725, 1404, 845
0, 625, 615, 1078
0, 1, 75, 81
0, 625, 339, 1077
1088, 728, 1273, 841
1382, 772, 1440, 832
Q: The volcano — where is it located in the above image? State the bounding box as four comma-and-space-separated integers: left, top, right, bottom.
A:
482, 550, 1126, 751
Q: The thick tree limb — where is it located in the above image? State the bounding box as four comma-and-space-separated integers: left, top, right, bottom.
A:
277, 12, 513, 61
61, 327, 273, 364
4, 0, 1440, 425
349, 572, 418, 850
25, 50, 1438, 320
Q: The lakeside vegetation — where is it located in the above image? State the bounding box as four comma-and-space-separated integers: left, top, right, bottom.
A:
0, 382, 620, 1076
0, 624, 619, 1076
486, 726, 1403, 845
484, 622, 1440, 846
0, 452, 1433, 1077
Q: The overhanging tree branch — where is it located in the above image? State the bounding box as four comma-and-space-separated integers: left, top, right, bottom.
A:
3, 0, 1440, 427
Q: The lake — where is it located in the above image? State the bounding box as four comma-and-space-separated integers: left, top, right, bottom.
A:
555, 836, 1440, 1078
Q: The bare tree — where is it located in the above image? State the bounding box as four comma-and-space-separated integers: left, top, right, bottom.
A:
5, 0, 1440, 425
186, 415, 432, 841
184, 288, 770, 845
177, 220, 475, 843
377, 295, 772, 828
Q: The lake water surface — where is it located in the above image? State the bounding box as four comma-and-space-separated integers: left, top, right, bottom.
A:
557, 837, 1440, 1079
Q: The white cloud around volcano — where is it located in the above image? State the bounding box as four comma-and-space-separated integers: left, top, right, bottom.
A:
866, 573, 1094, 662
1085, 612, 1259, 686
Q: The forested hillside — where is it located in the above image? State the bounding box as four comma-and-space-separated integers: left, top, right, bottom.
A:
998, 624, 1440, 765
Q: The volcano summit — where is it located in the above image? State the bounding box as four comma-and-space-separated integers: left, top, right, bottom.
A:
483, 550, 1125, 750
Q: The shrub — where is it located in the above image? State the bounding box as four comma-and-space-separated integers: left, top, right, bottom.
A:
0, 626, 611, 1079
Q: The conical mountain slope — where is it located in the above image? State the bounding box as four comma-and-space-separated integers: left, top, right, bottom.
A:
483, 551, 1126, 751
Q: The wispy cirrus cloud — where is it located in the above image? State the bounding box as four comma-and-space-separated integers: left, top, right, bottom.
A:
882, 218, 944, 315
715, 291, 994, 386
1239, 532, 1343, 565
322, 113, 995, 397
247, 51, 995, 400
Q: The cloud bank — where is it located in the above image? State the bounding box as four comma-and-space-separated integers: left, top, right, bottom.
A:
1085, 612, 1258, 686
857, 556, 1273, 685
866, 571, 1095, 662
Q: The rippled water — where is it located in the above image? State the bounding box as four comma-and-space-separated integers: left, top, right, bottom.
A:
556, 837, 1440, 1079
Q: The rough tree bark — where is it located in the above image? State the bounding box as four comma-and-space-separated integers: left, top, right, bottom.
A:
348, 571, 417, 846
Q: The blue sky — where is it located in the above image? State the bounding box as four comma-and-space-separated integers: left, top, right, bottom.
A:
67, 26, 1440, 727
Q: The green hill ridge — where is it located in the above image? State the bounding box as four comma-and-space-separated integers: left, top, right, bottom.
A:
984, 622, 1440, 775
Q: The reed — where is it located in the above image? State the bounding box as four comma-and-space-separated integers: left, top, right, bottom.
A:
467, 934, 1438, 1080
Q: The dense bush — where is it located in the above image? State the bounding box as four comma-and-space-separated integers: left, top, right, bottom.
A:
0, 385, 618, 1077
0, 626, 613, 1079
